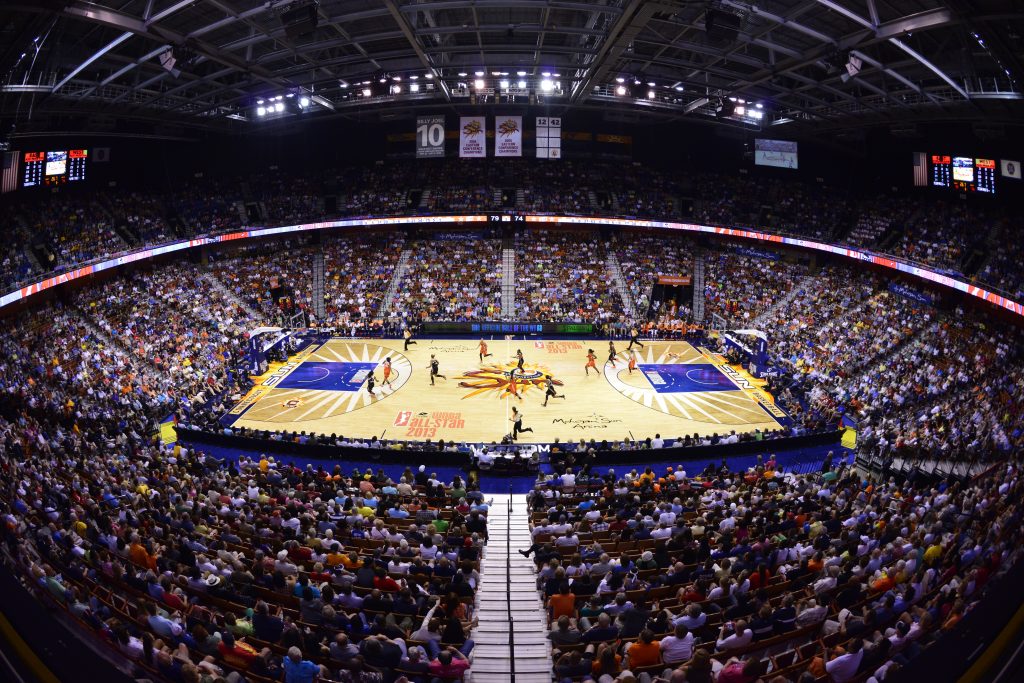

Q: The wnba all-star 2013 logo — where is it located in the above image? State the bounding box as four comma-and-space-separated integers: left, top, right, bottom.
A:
455, 362, 562, 399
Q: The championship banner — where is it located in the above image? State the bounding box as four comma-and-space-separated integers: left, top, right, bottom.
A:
494, 115, 522, 157
536, 116, 562, 159
415, 115, 446, 158
459, 116, 486, 157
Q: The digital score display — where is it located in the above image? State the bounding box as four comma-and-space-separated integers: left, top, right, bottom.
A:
930, 154, 995, 194
22, 149, 87, 188
930, 155, 951, 187
975, 158, 996, 193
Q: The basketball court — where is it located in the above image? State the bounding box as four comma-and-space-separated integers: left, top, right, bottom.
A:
223, 338, 789, 444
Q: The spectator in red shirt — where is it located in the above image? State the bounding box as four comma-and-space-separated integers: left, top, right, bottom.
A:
428, 647, 471, 679
373, 567, 400, 592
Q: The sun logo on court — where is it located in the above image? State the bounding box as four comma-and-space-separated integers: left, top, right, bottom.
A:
455, 363, 561, 400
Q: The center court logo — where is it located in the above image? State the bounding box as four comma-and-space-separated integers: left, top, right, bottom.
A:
455, 362, 562, 399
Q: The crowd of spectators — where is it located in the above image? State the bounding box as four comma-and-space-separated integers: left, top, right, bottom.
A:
527, 453, 1024, 682
391, 237, 503, 321
516, 230, 623, 323
704, 251, 805, 326
2, 160, 1018, 303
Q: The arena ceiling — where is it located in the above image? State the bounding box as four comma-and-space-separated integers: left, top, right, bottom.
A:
0, 0, 1022, 136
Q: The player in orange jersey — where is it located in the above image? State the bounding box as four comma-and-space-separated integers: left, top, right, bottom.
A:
381, 357, 393, 387
628, 350, 637, 374
506, 368, 523, 400
585, 349, 597, 375
478, 339, 493, 362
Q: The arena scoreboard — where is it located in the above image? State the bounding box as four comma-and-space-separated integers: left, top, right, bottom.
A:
22, 149, 88, 188
929, 154, 995, 193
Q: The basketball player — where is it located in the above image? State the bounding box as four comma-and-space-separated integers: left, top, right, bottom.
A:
427, 354, 447, 386
366, 370, 377, 397
403, 327, 416, 351
381, 357, 393, 388
542, 375, 566, 407
627, 350, 637, 374
507, 369, 523, 401
510, 406, 533, 440
585, 349, 597, 375
627, 326, 644, 350
478, 339, 493, 362
513, 349, 525, 373
607, 341, 618, 367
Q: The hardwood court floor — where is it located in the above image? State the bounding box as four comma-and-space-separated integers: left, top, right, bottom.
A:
226, 338, 786, 444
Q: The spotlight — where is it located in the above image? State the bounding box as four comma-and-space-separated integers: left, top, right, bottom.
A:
257, 106, 266, 116
458, 72, 467, 77
540, 78, 554, 92
647, 89, 656, 99
392, 84, 401, 94
517, 80, 526, 89
542, 71, 550, 77
517, 70, 527, 76
647, 81, 656, 87
409, 75, 418, 80
362, 88, 371, 97
615, 77, 625, 83
675, 85, 684, 92
410, 83, 420, 92
425, 73, 433, 79
491, 71, 501, 76
299, 96, 310, 107
474, 79, 485, 89
275, 102, 284, 112
475, 70, 484, 76
499, 80, 509, 89
616, 85, 627, 96
256, 98, 265, 104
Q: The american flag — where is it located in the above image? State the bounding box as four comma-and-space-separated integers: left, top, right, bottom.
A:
1, 151, 17, 194
912, 151, 927, 187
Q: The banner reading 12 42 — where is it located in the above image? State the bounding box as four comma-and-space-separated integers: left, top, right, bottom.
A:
415, 115, 446, 158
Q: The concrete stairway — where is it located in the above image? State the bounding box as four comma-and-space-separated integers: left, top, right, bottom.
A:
201, 272, 261, 322
501, 246, 516, 320
379, 247, 413, 318
469, 494, 550, 682
750, 274, 814, 328
604, 249, 637, 320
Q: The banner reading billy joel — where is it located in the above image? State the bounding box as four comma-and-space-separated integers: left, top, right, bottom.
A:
459, 116, 486, 158
494, 115, 522, 157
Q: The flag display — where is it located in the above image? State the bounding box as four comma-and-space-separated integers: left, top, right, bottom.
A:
494, 115, 522, 157
459, 116, 486, 158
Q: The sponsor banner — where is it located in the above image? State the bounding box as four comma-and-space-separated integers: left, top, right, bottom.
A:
1002, 159, 1021, 179
494, 115, 522, 157
657, 275, 692, 286
888, 282, 934, 306
459, 116, 486, 157
734, 245, 781, 261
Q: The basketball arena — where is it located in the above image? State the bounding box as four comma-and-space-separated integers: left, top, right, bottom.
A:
0, 2, 1023, 683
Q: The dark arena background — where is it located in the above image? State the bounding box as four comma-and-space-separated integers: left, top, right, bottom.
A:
1, 1, 1024, 682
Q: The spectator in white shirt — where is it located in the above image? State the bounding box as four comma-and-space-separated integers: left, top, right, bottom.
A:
825, 638, 864, 682
660, 623, 694, 665
715, 619, 753, 651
